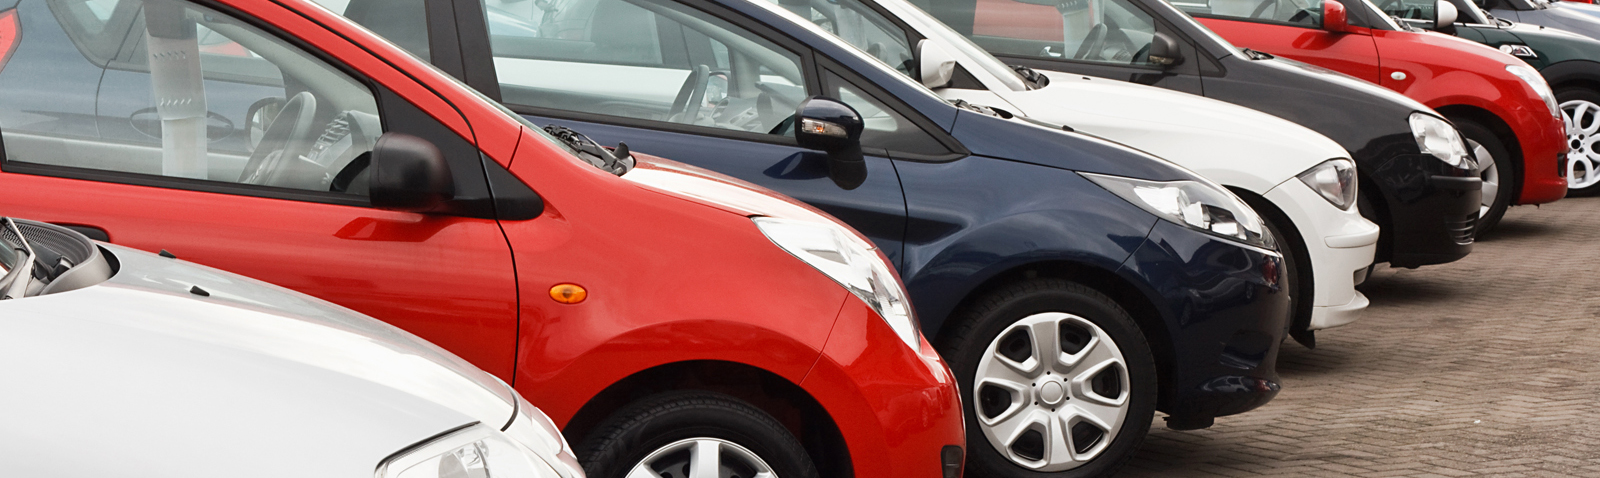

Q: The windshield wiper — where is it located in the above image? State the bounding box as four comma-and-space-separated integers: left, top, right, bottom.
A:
1010, 64, 1051, 89
542, 125, 635, 176
0, 218, 37, 300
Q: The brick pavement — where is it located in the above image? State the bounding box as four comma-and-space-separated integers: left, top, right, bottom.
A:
1117, 197, 1600, 477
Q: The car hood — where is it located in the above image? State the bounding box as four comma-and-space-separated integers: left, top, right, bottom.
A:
1519, 2, 1600, 36
621, 152, 848, 224
1495, 19, 1600, 54
0, 244, 516, 477
979, 70, 1349, 191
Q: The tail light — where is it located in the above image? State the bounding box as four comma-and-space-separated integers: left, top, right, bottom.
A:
0, 9, 17, 75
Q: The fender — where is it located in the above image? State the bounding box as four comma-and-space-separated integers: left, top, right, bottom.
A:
515, 313, 844, 425
893, 157, 1161, 335
1540, 59, 1600, 89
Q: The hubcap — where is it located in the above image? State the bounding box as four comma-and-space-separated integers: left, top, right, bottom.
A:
973, 312, 1130, 472
1563, 99, 1600, 190
1470, 139, 1498, 218
626, 438, 777, 478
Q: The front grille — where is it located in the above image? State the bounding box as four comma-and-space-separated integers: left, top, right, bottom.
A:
1445, 211, 1478, 245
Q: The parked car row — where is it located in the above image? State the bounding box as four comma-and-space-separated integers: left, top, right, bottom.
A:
0, 0, 1580, 476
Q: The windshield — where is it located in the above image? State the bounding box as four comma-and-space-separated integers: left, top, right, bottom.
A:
1156, 0, 1246, 54
876, 0, 1030, 91
1356, 0, 1406, 29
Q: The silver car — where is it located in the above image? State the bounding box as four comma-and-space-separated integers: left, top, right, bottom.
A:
0, 218, 582, 478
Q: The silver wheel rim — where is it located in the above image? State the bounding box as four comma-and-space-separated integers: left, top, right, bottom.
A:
973, 312, 1130, 472
1563, 98, 1600, 190
1471, 138, 1498, 218
625, 438, 777, 478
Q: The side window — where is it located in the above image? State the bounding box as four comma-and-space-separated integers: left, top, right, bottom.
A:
3, 0, 384, 196
940, 0, 1162, 66
48, 0, 135, 64
1375, 0, 1436, 21
1171, 0, 1326, 27
313, 0, 431, 61
823, 71, 949, 156
482, 0, 808, 137
761, 0, 916, 76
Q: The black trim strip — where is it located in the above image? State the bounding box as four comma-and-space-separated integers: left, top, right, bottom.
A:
1, 161, 371, 207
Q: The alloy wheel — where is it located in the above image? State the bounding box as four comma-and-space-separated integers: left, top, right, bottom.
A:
1471, 138, 1498, 219
972, 312, 1130, 472
1564, 98, 1600, 191
626, 438, 777, 478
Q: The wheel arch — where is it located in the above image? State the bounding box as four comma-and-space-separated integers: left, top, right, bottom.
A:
931, 260, 1179, 411
560, 360, 854, 478
1227, 186, 1315, 340
1435, 104, 1524, 203
1540, 60, 1600, 94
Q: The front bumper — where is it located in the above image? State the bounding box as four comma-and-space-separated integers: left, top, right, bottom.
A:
1115, 221, 1290, 423
1263, 180, 1378, 331
800, 300, 966, 478
1362, 149, 1481, 268
1514, 112, 1570, 206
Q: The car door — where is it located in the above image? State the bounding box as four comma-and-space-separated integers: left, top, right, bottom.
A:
431, 0, 920, 264
1186, 0, 1384, 83
919, 0, 1208, 92
0, 0, 522, 378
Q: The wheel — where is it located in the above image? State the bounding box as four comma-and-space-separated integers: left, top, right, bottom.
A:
1558, 87, 1600, 197
1451, 118, 1514, 237
575, 390, 819, 478
939, 278, 1157, 477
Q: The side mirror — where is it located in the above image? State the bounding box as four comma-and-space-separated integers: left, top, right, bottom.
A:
1147, 32, 1185, 67
245, 97, 285, 151
1432, 0, 1459, 29
794, 97, 868, 190
918, 39, 959, 89
369, 133, 456, 212
1322, 0, 1353, 33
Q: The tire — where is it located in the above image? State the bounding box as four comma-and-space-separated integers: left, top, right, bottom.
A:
1450, 118, 1515, 237
938, 278, 1157, 478
1558, 87, 1600, 197
575, 391, 820, 478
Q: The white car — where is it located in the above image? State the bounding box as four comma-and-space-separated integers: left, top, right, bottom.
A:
765, 0, 1380, 342
0, 218, 582, 478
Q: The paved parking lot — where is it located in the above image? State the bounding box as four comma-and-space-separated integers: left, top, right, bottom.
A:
1119, 196, 1600, 477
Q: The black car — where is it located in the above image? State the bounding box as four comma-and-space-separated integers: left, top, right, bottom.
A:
915, 0, 1485, 262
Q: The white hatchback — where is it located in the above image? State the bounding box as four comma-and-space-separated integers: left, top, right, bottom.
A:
0, 218, 582, 478
763, 0, 1381, 341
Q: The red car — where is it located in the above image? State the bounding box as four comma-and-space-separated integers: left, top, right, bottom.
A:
1182, 0, 1568, 233
0, 0, 963, 476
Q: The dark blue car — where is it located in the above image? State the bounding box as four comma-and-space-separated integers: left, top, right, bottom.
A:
7, 0, 1289, 476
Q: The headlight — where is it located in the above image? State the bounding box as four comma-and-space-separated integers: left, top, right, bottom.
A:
1082, 172, 1276, 251
1297, 159, 1360, 210
1409, 113, 1469, 168
753, 217, 919, 350
1506, 64, 1560, 119
378, 423, 563, 478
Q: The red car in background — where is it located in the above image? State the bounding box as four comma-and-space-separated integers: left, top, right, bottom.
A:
1179, 0, 1568, 233
0, 0, 964, 476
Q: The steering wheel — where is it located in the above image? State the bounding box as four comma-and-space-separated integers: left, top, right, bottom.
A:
238, 91, 317, 186
1073, 24, 1109, 60
667, 64, 712, 124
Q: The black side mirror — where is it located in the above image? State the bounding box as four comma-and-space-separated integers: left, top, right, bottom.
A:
369, 133, 455, 212
1147, 32, 1185, 68
794, 97, 868, 190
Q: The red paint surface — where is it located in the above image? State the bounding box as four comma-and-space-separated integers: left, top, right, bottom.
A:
0, 0, 965, 473
1199, 15, 1568, 204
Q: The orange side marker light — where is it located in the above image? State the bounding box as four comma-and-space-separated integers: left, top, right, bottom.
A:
549, 283, 588, 304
